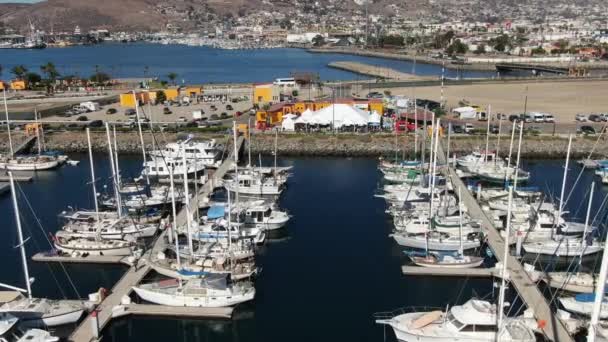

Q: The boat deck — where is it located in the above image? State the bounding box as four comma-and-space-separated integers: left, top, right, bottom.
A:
67, 136, 244, 342
437, 142, 574, 342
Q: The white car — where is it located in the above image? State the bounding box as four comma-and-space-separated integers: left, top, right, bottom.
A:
575, 114, 588, 122
464, 123, 474, 134
543, 114, 555, 123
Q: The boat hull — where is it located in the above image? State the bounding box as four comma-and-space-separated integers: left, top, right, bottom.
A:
132, 286, 255, 308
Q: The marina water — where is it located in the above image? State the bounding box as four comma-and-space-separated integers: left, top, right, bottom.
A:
0, 156, 605, 341
1, 44, 494, 83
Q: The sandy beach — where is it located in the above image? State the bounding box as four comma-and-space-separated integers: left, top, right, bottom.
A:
387, 79, 608, 121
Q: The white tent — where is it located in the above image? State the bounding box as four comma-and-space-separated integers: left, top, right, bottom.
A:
368, 111, 382, 125
282, 114, 297, 131
308, 104, 369, 128
453, 106, 477, 119
294, 109, 313, 124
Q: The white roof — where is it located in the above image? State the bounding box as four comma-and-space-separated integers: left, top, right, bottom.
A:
369, 111, 382, 124
307, 104, 369, 127
294, 109, 313, 124
453, 106, 477, 113
450, 300, 496, 326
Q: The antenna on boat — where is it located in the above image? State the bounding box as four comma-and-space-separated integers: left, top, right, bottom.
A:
3, 89, 14, 157
9, 172, 32, 299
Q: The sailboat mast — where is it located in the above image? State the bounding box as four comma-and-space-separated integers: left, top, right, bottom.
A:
557, 135, 573, 222
512, 120, 524, 192
227, 184, 233, 249
497, 186, 513, 331
427, 113, 435, 178
505, 121, 516, 183
589, 220, 608, 342
9, 172, 32, 299
133, 91, 150, 186
579, 182, 595, 262
248, 117, 252, 167
34, 107, 41, 155
414, 99, 418, 160
181, 146, 194, 259
105, 123, 122, 217
484, 105, 491, 163
274, 129, 278, 184
232, 121, 240, 205
86, 128, 100, 220
458, 187, 464, 256
112, 125, 121, 190
3, 89, 14, 157
495, 114, 502, 166
168, 165, 181, 271
428, 119, 440, 229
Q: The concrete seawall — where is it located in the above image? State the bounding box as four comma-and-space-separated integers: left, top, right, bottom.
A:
2, 132, 606, 159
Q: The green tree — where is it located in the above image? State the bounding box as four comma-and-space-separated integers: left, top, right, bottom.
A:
155, 90, 167, 104
474, 44, 486, 54
25, 72, 41, 87
167, 72, 178, 85
379, 34, 404, 47
11, 65, 28, 79
291, 90, 299, 97
432, 30, 455, 49
531, 47, 546, 55
90, 72, 111, 83
489, 34, 512, 52
40, 62, 60, 82
312, 35, 325, 47
446, 39, 468, 55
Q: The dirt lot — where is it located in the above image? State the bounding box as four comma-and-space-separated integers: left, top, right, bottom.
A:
385, 79, 608, 123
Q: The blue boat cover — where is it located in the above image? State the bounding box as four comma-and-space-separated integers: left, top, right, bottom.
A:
575, 293, 596, 302
178, 269, 209, 276
207, 205, 225, 220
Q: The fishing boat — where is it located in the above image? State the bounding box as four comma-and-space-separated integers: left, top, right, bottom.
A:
171, 241, 255, 261
0, 156, 60, 171
142, 156, 208, 179
132, 274, 255, 307
375, 299, 536, 342
474, 164, 530, 184
523, 236, 603, 257
530, 271, 604, 293
224, 172, 283, 197
149, 252, 257, 281
53, 231, 135, 256
456, 150, 502, 172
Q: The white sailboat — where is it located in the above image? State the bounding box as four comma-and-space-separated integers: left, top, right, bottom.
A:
0, 173, 87, 327
0, 313, 59, 342
53, 230, 136, 256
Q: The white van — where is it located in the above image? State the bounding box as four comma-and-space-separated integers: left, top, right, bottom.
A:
529, 112, 545, 123
543, 114, 555, 123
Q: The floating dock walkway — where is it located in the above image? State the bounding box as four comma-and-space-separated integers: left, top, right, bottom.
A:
435, 142, 574, 342
402, 266, 500, 278
62, 136, 245, 342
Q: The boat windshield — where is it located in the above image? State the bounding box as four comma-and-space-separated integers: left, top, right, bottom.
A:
446, 312, 465, 330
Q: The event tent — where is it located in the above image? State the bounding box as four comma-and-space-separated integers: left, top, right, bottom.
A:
281, 114, 297, 131
304, 104, 370, 128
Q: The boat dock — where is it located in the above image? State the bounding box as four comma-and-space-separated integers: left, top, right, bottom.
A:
435, 143, 574, 342
67, 136, 244, 342
0, 173, 33, 182
32, 253, 135, 266
402, 265, 500, 277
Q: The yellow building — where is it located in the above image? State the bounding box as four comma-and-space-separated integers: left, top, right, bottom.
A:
10, 80, 27, 90
164, 88, 179, 101
253, 83, 280, 105
119, 92, 151, 107
184, 87, 202, 97
0, 81, 6, 90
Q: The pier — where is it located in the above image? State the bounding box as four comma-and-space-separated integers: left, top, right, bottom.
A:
402, 265, 500, 277
32, 253, 134, 266
436, 143, 574, 342
65, 136, 245, 342
327, 61, 430, 81
495, 63, 569, 75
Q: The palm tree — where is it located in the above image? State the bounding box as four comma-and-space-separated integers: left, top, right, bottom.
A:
40, 62, 60, 93
167, 72, 177, 85
11, 65, 28, 79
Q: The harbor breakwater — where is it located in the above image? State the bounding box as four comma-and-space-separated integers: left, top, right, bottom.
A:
1, 132, 606, 159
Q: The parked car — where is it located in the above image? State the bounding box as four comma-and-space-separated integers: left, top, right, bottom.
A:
508, 115, 521, 122
235, 111, 243, 117
599, 114, 608, 122
226, 104, 233, 110
125, 108, 136, 116
575, 114, 588, 122
76, 115, 88, 121
210, 114, 219, 120
543, 114, 555, 123
489, 125, 500, 134
496, 113, 508, 120
177, 117, 187, 123
452, 125, 464, 134
220, 112, 229, 119
106, 108, 117, 115
88, 120, 103, 128
579, 125, 596, 134
464, 123, 474, 134
589, 114, 602, 122
367, 91, 383, 99
163, 107, 172, 115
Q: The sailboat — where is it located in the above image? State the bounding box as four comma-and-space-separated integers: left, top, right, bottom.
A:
0, 95, 63, 171
377, 186, 536, 342
0, 313, 59, 342
0, 173, 87, 327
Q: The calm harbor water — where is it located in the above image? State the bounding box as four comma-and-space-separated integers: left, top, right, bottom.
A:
0, 156, 606, 341
1, 44, 495, 83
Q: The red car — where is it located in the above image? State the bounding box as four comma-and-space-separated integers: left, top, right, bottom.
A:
235, 111, 243, 117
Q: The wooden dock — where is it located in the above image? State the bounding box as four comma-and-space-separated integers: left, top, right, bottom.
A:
67, 136, 244, 342
113, 304, 233, 319
402, 266, 500, 278
437, 142, 574, 342
0, 174, 33, 182
32, 253, 134, 266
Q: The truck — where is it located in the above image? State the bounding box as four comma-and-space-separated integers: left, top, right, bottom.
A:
192, 110, 203, 121
80, 101, 100, 112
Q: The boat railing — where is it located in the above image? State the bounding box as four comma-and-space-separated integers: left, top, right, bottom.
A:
373, 306, 443, 320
